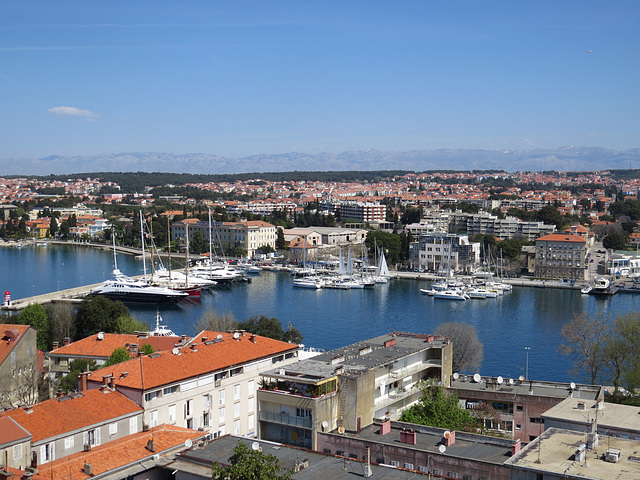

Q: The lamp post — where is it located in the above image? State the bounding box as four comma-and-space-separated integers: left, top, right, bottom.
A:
525, 347, 531, 380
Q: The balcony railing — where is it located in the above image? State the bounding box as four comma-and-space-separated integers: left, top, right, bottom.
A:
259, 411, 312, 429
389, 359, 441, 379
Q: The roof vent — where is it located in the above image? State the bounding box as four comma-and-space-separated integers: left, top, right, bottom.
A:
83, 463, 93, 475
4, 329, 20, 343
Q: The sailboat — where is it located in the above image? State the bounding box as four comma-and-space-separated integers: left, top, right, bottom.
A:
374, 248, 390, 283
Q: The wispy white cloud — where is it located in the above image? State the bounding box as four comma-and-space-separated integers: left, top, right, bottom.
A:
48, 106, 99, 121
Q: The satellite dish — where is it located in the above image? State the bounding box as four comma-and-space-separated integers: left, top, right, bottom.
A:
322, 421, 329, 430
443, 430, 451, 439
251, 442, 260, 451
172, 347, 179, 355
473, 373, 481, 383
338, 426, 345, 434
570, 382, 576, 390
452, 372, 459, 380
438, 444, 446, 453
518, 375, 525, 382
508, 378, 514, 385
279, 369, 285, 376
233, 332, 240, 339
185, 439, 192, 448
216, 334, 223, 339
497, 376, 504, 384
97, 332, 104, 340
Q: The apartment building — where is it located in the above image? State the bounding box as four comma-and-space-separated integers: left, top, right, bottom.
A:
86, 330, 299, 439
0, 388, 143, 467
257, 332, 452, 450
409, 233, 480, 273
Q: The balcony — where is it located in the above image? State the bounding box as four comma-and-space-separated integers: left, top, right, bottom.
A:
388, 359, 441, 379
259, 411, 312, 429
374, 386, 418, 410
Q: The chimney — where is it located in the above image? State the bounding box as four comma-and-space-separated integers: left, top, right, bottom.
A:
146, 439, 155, 452
444, 430, 456, 447
63, 336, 71, 346
21, 473, 33, 480
379, 419, 391, 435
181, 334, 187, 344
383, 338, 396, 348
52, 341, 59, 349
400, 428, 417, 445
250, 334, 256, 343
128, 343, 138, 355
102, 374, 113, 386
79, 372, 89, 392
0, 469, 11, 480
190, 344, 198, 352
108, 376, 115, 389
56, 388, 64, 398
511, 439, 521, 455
83, 463, 93, 475
201, 337, 208, 343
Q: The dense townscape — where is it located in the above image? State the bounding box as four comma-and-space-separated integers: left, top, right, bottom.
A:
3, 170, 640, 479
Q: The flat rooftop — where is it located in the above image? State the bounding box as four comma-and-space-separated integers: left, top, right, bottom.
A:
543, 398, 640, 432
451, 376, 602, 401
336, 422, 514, 465
265, 332, 447, 381
506, 428, 640, 480
169, 435, 428, 479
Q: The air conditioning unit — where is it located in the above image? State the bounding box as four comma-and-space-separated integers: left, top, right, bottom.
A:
151, 454, 160, 461
606, 448, 621, 463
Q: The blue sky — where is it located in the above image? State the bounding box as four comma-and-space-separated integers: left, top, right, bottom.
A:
1, 1, 638, 161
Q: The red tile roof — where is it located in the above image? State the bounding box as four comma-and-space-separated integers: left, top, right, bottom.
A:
33, 424, 203, 480
0, 416, 31, 446
50, 333, 184, 359
0, 324, 31, 365
87, 331, 298, 391
0, 388, 142, 442
536, 233, 586, 243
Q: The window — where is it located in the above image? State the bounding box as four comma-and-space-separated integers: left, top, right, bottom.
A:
109, 422, 117, 436
150, 410, 159, 427
168, 404, 176, 424
404, 463, 414, 470
84, 428, 101, 447
219, 389, 226, 406
234, 403, 240, 419
296, 408, 312, 418
530, 417, 544, 424
185, 399, 194, 418
203, 411, 210, 427
463, 475, 472, 480
203, 394, 212, 412
248, 399, 255, 414
389, 460, 400, 467
272, 355, 284, 364
40, 443, 55, 463
433, 469, 443, 476
418, 466, 428, 473
516, 405, 523, 411
13, 444, 22, 460
248, 380, 255, 397
447, 472, 458, 478
163, 385, 178, 396
248, 414, 255, 431
234, 384, 240, 402
130, 417, 138, 435
234, 419, 240, 435
144, 390, 159, 402
516, 424, 522, 430
219, 407, 226, 423
230, 367, 243, 376
64, 436, 74, 450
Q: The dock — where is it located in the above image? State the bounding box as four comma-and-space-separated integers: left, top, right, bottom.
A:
1, 283, 101, 311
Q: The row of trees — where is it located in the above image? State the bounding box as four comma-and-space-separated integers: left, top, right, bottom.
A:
560, 312, 640, 401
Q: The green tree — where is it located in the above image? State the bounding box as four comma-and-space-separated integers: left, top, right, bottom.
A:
104, 347, 132, 367
499, 238, 524, 262
49, 217, 58, 238
197, 309, 239, 332
536, 205, 564, 229
364, 231, 402, 265
140, 343, 155, 355
59, 358, 97, 393
190, 230, 207, 254
18, 303, 49, 351
73, 295, 131, 339
282, 323, 304, 344
237, 315, 302, 343
111, 315, 149, 334
276, 228, 286, 249
258, 244, 275, 254
212, 440, 292, 480
399, 381, 478, 432
603, 231, 627, 250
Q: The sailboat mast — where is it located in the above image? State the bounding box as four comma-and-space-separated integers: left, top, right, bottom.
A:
140, 211, 147, 279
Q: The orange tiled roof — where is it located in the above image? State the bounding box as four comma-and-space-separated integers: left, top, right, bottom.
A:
87, 331, 298, 391
0, 324, 31, 365
33, 424, 203, 480
50, 333, 184, 358
0, 388, 142, 442
0, 416, 31, 445
536, 233, 586, 243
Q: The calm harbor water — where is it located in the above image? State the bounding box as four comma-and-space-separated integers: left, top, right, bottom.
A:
3, 243, 640, 384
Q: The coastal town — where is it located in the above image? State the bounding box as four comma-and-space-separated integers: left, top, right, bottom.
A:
1, 169, 640, 479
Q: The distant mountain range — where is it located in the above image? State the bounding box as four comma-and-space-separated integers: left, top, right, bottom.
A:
3, 147, 640, 175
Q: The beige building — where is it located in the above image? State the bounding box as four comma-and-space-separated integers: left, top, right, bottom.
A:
257, 332, 452, 450
86, 330, 299, 439
171, 219, 277, 258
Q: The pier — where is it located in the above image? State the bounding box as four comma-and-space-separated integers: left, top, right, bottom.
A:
1, 283, 99, 311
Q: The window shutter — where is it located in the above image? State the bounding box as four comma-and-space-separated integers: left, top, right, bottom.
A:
95, 428, 101, 446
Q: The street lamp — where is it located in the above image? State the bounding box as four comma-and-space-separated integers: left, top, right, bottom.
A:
525, 347, 531, 380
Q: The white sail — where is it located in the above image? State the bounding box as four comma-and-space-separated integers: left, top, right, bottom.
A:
346, 245, 354, 275
338, 248, 346, 276
377, 250, 390, 277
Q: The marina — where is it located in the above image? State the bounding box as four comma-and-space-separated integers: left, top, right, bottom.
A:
3, 242, 640, 385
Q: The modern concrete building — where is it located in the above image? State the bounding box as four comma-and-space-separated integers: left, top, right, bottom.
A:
257, 332, 452, 450
505, 427, 640, 480
86, 330, 299, 439
450, 375, 603, 444
0, 325, 38, 409
409, 233, 480, 273
317, 420, 517, 480
535, 230, 588, 280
